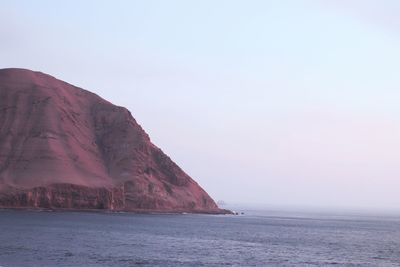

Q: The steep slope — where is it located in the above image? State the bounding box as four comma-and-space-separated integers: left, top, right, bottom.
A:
0, 68, 226, 213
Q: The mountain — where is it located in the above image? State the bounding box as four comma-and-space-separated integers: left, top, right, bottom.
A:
0, 68, 228, 213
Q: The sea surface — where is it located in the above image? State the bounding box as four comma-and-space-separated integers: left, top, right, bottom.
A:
0, 209, 400, 266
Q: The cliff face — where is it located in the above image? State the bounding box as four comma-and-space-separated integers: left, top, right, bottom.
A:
0, 68, 226, 213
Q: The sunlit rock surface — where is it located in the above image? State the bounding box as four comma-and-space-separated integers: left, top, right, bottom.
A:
0, 68, 228, 213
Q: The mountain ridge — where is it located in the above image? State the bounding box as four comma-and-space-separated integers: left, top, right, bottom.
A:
0, 68, 228, 214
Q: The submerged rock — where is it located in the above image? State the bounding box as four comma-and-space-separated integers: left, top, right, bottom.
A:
0, 68, 229, 214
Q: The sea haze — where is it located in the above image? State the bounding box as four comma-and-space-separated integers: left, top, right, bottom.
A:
0, 209, 399, 266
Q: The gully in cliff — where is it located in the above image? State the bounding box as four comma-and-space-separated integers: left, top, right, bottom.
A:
0, 68, 231, 214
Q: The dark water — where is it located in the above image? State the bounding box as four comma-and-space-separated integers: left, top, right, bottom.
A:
0, 209, 400, 266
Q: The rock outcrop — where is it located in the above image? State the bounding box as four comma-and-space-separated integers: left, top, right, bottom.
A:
0, 68, 227, 213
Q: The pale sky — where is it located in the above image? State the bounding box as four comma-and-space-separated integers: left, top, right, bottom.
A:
2, 0, 400, 211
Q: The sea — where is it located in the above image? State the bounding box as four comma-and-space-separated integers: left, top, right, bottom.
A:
0, 208, 400, 267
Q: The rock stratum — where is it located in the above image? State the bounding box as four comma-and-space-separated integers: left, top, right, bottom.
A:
0, 68, 227, 214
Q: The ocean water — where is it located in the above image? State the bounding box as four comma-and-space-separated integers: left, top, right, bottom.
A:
0, 209, 400, 266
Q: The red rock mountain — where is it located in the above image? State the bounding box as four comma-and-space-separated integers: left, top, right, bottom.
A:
0, 68, 226, 213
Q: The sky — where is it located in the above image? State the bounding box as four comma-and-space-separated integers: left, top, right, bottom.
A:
2, 0, 400, 211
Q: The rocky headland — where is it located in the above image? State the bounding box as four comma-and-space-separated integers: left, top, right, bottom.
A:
0, 68, 229, 214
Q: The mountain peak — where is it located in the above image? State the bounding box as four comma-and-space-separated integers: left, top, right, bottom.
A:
0, 69, 228, 213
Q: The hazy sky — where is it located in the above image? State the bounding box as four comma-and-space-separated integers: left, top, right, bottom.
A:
2, 0, 400, 211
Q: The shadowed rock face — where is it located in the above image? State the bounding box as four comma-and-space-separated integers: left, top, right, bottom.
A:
0, 68, 227, 213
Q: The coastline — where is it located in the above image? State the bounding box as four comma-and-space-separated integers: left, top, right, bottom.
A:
0, 206, 233, 215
